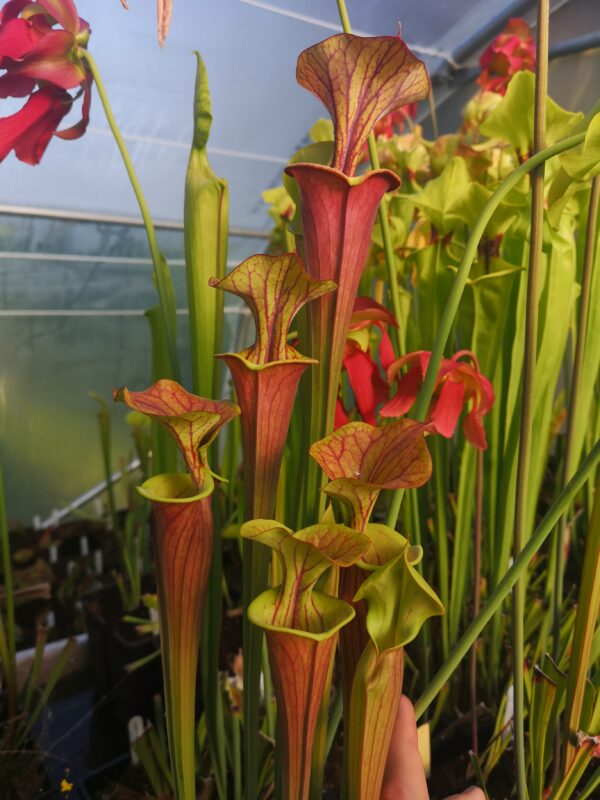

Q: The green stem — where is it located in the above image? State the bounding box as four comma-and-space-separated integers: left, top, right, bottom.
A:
92, 396, 120, 533
232, 712, 242, 800
80, 49, 181, 383
414, 436, 600, 721
386, 129, 587, 530
386, 487, 404, 528
337, 0, 406, 357
262, 636, 276, 739
512, 5, 549, 795
325, 687, 343, 759
368, 142, 406, 357
470, 448, 484, 755
433, 437, 449, 659
409, 487, 431, 695
146, 307, 179, 475
428, 82, 439, 141
553, 176, 600, 653
335, 0, 351, 31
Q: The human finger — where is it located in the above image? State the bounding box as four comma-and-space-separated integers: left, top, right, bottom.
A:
381, 695, 429, 800
444, 787, 486, 800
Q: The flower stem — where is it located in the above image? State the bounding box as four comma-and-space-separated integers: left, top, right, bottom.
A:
470, 448, 484, 754
433, 436, 449, 660
385, 128, 587, 530
79, 49, 181, 383
428, 82, 439, 141
336, 0, 406, 358
414, 436, 600, 721
512, 4, 549, 795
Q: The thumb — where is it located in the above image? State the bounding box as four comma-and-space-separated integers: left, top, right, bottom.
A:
381, 695, 429, 800
445, 788, 486, 800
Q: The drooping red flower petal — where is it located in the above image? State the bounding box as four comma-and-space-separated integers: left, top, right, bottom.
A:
340, 296, 397, 425
0, 0, 91, 96
0, 0, 92, 163
463, 407, 488, 450
36, 0, 81, 36
335, 397, 350, 429
343, 343, 389, 426
380, 355, 424, 418
382, 349, 495, 449
0, 71, 34, 97
0, 17, 42, 61
378, 328, 395, 372
373, 103, 418, 139
0, 0, 29, 25
429, 378, 465, 438
5, 27, 86, 88
349, 297, 397, 332
0, 84, 71, 164
55, 68, 91, 140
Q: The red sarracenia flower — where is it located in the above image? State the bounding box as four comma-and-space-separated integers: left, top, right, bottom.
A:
381, 349, 494, 449
0, 0, 92, 163
373, 103, 418, 139
477, 18, 535, 96
336, 298, 396, 428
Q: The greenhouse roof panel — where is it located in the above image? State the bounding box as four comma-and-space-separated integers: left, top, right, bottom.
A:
0, 0, 536, 228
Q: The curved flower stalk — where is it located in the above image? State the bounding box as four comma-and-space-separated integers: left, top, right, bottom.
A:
0, 0, 92, 163
114, 380, 239, 800
347, 542, 444, 800
381, 349, 495, 449
286, 33, 429, 511
209, 251, 336, 798
241, 519, 368, 800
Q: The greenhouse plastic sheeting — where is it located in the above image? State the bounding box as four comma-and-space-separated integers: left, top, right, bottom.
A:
1, 215, 260, 522
0, 0, 538, 228
2, 0, 599, 522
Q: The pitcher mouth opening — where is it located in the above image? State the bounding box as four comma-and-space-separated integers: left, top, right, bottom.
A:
285, 160, 401, 193
137, 471, 214, 504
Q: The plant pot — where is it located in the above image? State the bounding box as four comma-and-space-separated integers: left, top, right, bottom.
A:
83, 583, 161, 722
